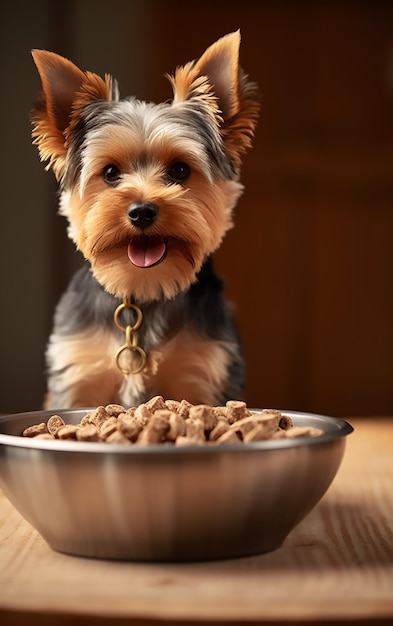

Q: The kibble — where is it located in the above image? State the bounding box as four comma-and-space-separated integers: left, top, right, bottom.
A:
21, 395, 323, 446
47, 414, 66, 436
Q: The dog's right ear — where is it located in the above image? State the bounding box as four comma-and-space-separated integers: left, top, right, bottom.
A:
31, 50, 118, 181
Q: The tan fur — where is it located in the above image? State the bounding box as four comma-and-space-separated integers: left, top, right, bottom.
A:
171, 30, 240, 119
45, 326, 234, 409
45, 327, 125, 408
31, 50, 115, 181
169, 31, 259, 173
59, 125, 243, 301
147, 330, 235, 405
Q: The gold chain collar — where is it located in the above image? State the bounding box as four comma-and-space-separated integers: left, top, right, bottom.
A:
113, 296, 147, 375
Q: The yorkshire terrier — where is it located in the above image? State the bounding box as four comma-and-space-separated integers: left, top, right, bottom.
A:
31, 31, 259, 409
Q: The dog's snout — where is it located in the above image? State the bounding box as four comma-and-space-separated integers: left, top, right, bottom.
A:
128, 202, 159, 230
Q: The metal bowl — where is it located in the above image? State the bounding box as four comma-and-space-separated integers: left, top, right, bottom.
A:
0, 409, 353, 562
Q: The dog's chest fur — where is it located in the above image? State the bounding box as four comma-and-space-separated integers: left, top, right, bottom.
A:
45, 260, 244, 409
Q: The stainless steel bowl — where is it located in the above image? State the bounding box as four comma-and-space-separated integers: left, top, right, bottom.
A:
0, 409, 353, 562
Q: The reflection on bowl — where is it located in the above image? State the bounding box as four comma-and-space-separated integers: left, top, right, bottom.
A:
0, 409, 353, 562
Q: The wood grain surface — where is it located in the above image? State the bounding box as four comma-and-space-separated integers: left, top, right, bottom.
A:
0, 418, 392, 625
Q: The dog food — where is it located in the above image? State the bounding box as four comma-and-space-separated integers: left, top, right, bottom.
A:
21, 398, 323, 445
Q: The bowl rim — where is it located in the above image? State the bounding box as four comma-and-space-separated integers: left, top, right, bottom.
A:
0, 409, 354, 454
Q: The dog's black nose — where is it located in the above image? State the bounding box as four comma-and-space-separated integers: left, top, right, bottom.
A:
128, 202, 159, 230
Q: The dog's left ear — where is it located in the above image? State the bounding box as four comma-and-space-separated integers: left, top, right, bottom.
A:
31, 50, 118, 181
170, 31, 259, 171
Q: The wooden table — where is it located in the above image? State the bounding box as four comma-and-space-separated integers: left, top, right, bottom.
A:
0, 418, 392, 625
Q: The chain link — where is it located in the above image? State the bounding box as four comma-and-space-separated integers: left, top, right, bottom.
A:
114, 296, 147, 375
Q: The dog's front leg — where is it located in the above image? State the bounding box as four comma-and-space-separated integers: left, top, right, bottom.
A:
44, 326, 140, 409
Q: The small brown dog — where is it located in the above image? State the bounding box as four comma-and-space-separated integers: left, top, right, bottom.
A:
31, 31, 259, 409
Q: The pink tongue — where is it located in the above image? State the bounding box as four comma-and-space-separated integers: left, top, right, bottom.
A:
127, 238, 166, 268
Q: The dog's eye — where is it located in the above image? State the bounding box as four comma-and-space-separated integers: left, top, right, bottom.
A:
103, 164, 122, 184
168, 162, 190, 184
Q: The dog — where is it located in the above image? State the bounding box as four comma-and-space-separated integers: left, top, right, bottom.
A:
31, 31, 259, 409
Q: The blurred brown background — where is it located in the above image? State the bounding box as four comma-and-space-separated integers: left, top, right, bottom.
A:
0, 0, 392, 416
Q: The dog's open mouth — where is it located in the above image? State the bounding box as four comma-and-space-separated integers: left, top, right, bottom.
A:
127, 236, 167, 268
